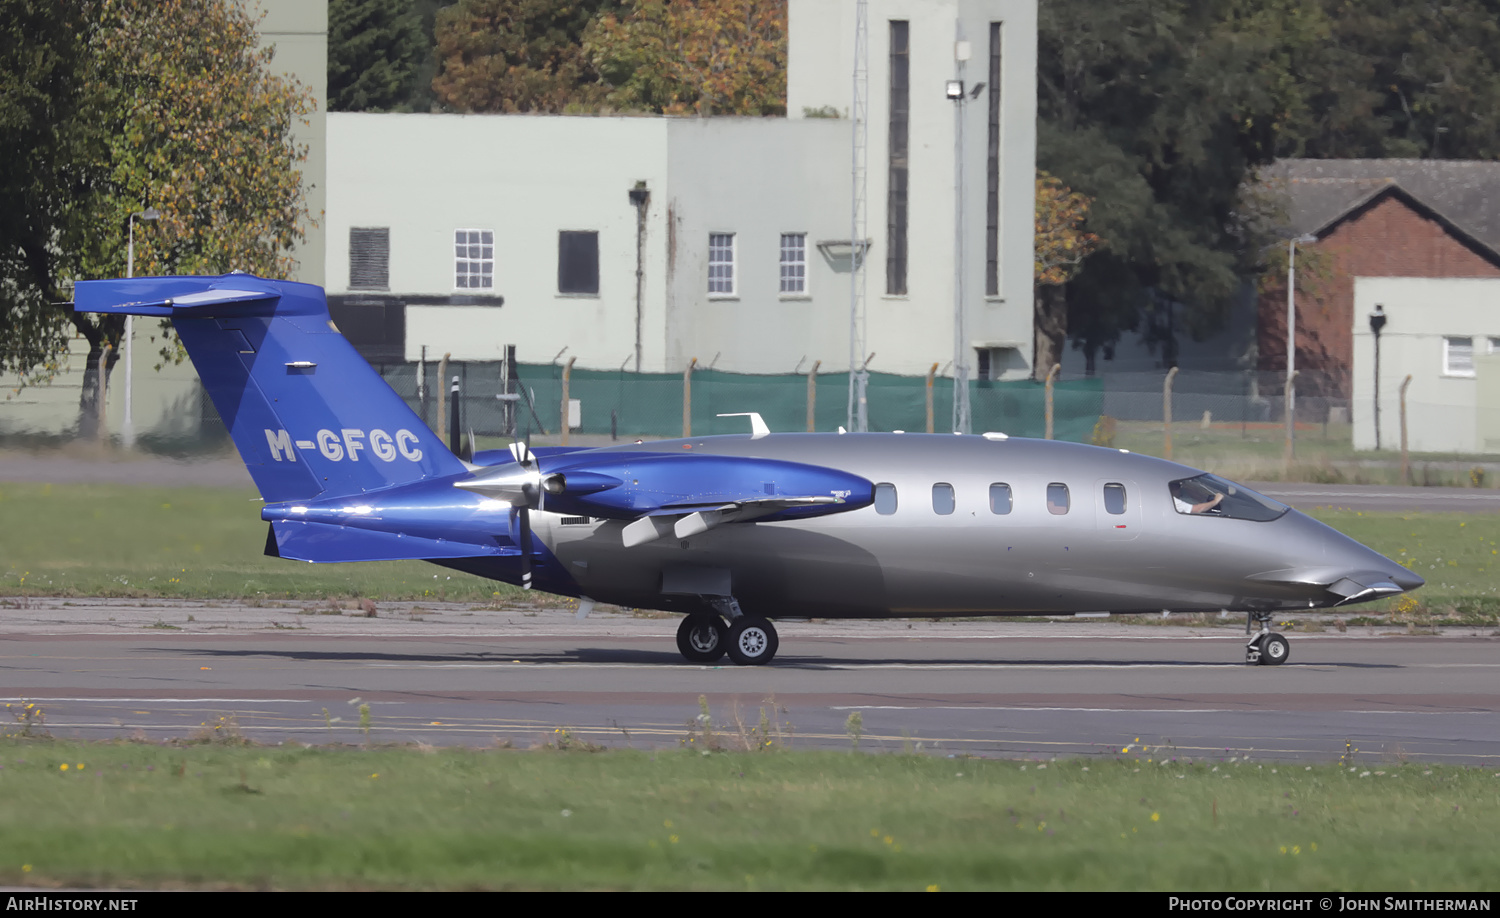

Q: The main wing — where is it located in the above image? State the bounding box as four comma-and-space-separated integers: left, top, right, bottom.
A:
454, 450, 874, 546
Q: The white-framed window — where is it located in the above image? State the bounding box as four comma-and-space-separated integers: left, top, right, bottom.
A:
1443, 336, 1475, 377
1490, 337, 1500, 356
708, 232, 735, 296
779, 233, 808, 295
455, 229, 494, 290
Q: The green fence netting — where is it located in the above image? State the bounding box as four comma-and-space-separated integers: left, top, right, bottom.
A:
375, 362, 1104, 444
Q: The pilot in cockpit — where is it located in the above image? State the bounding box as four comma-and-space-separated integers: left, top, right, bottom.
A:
1171, 479, 1224, 515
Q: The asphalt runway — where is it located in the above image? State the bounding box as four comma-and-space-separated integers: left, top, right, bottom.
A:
3, 600, 1497, 765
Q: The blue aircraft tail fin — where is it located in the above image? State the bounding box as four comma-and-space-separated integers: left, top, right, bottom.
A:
75, 274, 467, 502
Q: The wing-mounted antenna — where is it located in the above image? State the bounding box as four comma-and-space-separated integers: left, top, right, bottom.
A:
717, 412, 770, 438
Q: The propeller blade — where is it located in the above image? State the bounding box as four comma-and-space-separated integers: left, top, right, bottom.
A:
448, 376, 462, 456
517, 504, 533, 590
459, 427, 475, 463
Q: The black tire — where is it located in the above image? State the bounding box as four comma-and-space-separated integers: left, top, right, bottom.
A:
725, 617, 779, 666
676, 614, 727, 663
1259, 632, 1290, 666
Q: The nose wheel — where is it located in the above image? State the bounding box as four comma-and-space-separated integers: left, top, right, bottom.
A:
1245, 612, 1289, 666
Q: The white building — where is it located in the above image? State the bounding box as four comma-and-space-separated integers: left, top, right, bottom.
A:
1352, 277, 1500, 453
324, 0, 1038, 381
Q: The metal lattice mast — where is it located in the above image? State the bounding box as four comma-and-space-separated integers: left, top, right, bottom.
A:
847, 0, 869, 432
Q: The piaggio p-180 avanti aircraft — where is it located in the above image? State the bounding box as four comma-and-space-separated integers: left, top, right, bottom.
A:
76, 275, 1423, 667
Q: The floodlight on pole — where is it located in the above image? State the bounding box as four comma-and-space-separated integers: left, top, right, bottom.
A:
948, 25, 974, 434
123, 207, 160, 448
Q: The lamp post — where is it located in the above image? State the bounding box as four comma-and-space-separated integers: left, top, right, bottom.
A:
946, 29, 985, 435
123, 207, 160, 448
1369, 304, 1387, 450
628, 182, 649, 373
1284, 232, 1316, 457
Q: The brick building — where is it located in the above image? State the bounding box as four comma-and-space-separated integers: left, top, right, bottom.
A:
1257, 159, 1500, 399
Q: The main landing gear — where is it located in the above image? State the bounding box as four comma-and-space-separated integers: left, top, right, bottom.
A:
675, 598, 779, 666
1244, 611, 1290, 666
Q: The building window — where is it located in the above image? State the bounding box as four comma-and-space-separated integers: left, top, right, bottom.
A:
455, 229, 494, 289
558, 231, 599, 295
1444, 337, 1475, 377
932, 482, 955, 515
708, 232, 735, 295
1103, 483, 1127, 514
349, 227, 389, 291
1047, 483, 1070, 515
886, 20, 909, 296
985, 22, 1003, 297
780, 233, 808, 294
989, 483, 1012, 514
874, 482, 898, 515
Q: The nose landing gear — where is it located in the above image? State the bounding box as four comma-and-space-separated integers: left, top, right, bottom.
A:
1245, 612, 1289, 666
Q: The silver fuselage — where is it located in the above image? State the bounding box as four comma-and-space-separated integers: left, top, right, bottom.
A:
533, 434, 1418, 619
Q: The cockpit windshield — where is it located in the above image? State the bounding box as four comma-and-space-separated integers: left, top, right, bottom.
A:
1168, 473, 1289, 522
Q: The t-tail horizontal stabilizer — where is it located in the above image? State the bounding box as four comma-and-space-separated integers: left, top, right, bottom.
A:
74, 274, 467, 503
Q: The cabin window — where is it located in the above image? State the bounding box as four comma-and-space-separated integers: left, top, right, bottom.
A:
932, 483, 955, 515
1046, 483, 1070, 515
989, 483, 1012, 514
874, 482, 898, 515
1103, 483, 1127, 514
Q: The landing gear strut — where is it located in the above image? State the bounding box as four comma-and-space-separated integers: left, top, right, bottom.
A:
1245, 612, 1289, 666
675, 597, 779, 666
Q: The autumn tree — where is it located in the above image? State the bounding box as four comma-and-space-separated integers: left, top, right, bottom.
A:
432, 0, 621, 113
583, 0, 786, 115
1032, 170, 1100, 379
0, 0, 312, 424
0, 1, 94, 384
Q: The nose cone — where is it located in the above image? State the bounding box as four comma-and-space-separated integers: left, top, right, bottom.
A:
1273, 510, 1425, 606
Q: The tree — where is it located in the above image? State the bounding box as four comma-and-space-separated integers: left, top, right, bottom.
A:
0, 1, 96, 385
1037, 0, 1308, 369
432, 0, 621, 113
1032, 170, 1100, 378
583, 0, 786, 115
329, 0, 428, 112
1278, 0, 1500, 160
0, 0, 312, 425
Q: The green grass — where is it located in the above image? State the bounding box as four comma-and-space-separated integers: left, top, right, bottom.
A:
1110, 419, 1499, 485
0, 482, 527, 603
1303, 509, 1500, 620
1, 482, 1495, 618
0, 739, 1496, 891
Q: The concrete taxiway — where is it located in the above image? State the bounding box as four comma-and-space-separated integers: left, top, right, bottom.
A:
2, 598, 1497, 764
